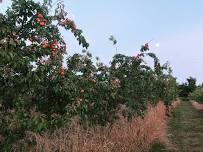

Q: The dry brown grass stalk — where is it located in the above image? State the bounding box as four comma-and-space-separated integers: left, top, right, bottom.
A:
20, 102, 170, 152
191, 101, 203, 110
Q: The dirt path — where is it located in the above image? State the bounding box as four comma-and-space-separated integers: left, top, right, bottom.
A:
168, 100, 203, 152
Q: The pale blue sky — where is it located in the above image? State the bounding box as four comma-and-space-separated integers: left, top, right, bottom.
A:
1, 0, 203, 84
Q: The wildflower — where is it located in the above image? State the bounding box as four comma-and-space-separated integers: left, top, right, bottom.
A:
36, 12, 46, 26
39, 21, 46, 26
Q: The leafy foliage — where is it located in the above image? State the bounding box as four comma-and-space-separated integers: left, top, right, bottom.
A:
0, 0, 177, 150
189, 87, 203, 104
179, 77, 197, 97
109, 35, 117, 45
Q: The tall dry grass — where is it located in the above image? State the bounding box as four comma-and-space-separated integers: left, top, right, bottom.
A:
171, 100, 181, 109
191, 101, 203, 110
21, 102, 170, 152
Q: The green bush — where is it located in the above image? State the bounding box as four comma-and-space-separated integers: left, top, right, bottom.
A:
0, 0, 178, 150
178, 77, 197, 98
189, 87, 203, 104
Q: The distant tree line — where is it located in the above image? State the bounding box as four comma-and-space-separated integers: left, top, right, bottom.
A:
178, 76, 197, 98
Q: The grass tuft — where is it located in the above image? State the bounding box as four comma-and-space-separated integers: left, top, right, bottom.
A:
16, 102, 170, 152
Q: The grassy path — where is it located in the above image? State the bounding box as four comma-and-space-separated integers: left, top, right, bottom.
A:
168, 100, 203, 152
